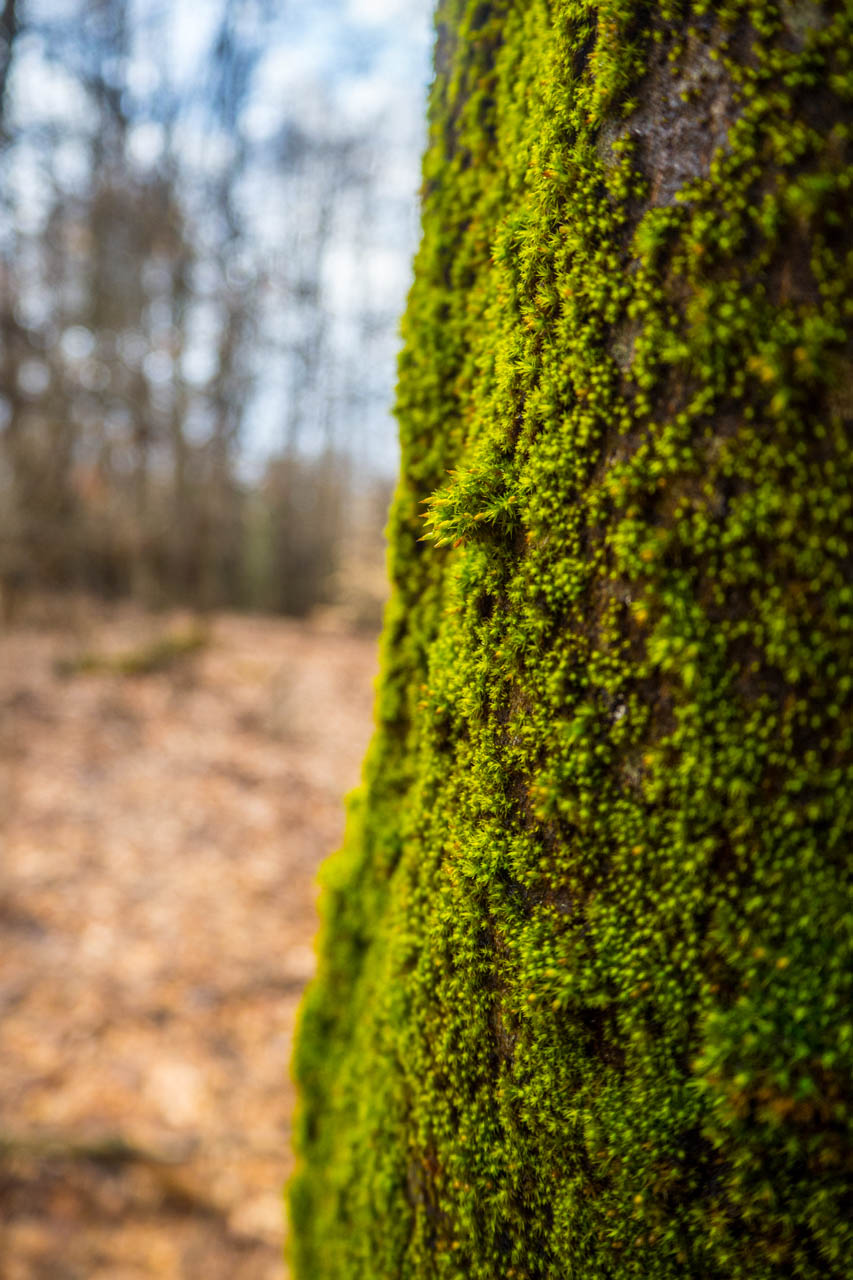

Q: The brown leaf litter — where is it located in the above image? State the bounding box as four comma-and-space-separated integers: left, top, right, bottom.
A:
0, 601, 379, 1279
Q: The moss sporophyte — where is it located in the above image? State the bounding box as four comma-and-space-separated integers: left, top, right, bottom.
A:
291, 3, 853, 1278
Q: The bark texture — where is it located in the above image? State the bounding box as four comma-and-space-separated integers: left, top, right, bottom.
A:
292, 3, 853, 1277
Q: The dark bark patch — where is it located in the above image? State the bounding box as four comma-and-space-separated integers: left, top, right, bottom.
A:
599, 30, 739, 209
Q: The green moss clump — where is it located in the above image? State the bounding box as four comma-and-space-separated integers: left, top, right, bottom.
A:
291, 2, 853, 1276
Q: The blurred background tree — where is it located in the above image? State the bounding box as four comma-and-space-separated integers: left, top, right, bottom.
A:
0, 0, 429, 622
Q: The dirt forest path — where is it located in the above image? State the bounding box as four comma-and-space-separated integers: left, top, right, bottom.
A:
0, 605, 379, 1279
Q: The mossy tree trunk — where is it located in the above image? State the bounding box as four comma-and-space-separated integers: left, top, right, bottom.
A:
292, 3, 853, 1277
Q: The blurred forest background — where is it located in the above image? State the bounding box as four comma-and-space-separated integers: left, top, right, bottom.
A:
0, 2, 431, 1275
0, 0, 431, 625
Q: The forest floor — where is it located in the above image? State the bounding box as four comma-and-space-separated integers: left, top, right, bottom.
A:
0, 599, 379, 1279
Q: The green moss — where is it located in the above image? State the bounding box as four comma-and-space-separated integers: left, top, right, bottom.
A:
291, 2, 853, 1277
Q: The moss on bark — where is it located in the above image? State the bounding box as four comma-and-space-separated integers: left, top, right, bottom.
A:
291, 3, 853, 1276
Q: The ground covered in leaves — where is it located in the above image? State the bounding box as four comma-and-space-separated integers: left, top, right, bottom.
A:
0, 601, 378, 1279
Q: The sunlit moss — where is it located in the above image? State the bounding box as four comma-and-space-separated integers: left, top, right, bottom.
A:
291, 2, 853, 1277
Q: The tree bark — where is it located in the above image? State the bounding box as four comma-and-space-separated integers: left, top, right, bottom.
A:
292, 4, 853, 1277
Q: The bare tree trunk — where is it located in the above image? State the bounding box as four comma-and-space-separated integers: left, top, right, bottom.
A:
0, 0, 17, 142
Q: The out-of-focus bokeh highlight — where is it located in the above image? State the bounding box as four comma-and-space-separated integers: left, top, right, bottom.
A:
0, 0, 431, 1275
